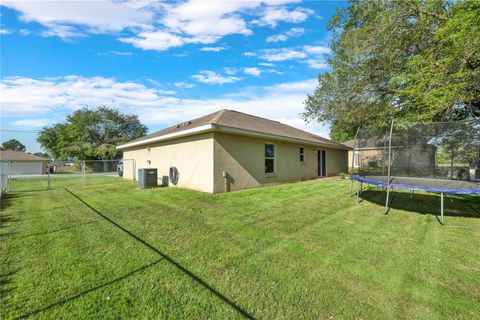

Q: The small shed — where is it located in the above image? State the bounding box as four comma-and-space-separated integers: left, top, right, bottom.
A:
0, 151, 49, 175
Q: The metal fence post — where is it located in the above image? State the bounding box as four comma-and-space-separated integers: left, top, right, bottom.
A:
8, 161, 12, 193
47, 164, 51, 190
385, 119, 394, 214
351, 127, 360, 196
82, 160, 86, 186
440, 193, 444, 225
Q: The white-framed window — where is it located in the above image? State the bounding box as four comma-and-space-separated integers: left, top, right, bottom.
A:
265, 143, 275, 174
299, 147, 305, 163
353, 151, 360, 168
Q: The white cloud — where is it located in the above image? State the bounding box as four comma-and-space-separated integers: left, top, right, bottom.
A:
264, 69, 283, 75
266, 34, 288, 43
191, 71, 241, 85
174, 81, 195, 89
120, 1, 264, 51
0, 75, 174, 115
2, 0, 154, 36
4, 0, 313, 51
157, 89, 176, 95
260, 48, 306, 61
0, 75, 329, 137
266, 27, 304, 43
243, 51, 256, 57
40, 24, 85, 39
258, 62, 275, 67
257, 44, 331, 64
120, 30, 188, 51
256, 6, 313, 27
244, 67, 262, 76
19, 29, 31, 36
224, 67, 238, 75
306, 59, 328, 69
162, 1, 254, 38
98, 50, 132, 56
12, 119, 50, 128
303, 45, 331, 55
0, 28, 12, 34
200, 46, 228, 52
266, 78, 318, 93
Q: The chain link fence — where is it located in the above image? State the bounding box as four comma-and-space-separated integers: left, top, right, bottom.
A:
355, 119, 480, 181
6, 159, 135, 192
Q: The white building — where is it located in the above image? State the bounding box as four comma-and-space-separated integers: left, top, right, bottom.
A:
0, 151, 49, 175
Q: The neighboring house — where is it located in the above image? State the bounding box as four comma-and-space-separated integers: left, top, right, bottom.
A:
343, 139, 436, 174
0, 151, 49, 175
117, 109, 350, 193
343, 139, 384, 171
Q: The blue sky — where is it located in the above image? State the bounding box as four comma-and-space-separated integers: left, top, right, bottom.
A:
0, 0, 347, 153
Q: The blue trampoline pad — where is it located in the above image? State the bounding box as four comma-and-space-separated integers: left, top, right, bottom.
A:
352, 175, 480, 195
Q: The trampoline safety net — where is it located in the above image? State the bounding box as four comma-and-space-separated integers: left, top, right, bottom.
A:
353, 119, 480, 194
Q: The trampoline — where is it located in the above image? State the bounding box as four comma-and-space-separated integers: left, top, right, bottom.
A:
350, 119, 480, 224
353, 175, 480, 195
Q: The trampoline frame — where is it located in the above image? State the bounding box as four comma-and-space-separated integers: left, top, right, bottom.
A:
351, 119, 480, 224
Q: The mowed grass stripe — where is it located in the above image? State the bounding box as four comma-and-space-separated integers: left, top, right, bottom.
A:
1, 177, 479, 319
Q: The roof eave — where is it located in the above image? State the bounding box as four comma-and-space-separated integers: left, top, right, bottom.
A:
213, 124, 350, 150
116, 124, 215, 150
117, 123, 350, 151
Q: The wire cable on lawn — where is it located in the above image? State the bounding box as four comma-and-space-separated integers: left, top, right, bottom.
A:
64, 188, 255, 320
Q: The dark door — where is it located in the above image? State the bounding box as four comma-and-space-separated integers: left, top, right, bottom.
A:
317, 150, 326, 177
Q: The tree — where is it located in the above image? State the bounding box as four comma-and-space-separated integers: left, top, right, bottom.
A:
394, 1, 480, 122
37, 107, 147, 160
303, 0, 479, 141
32, 152, 50, 159
1, 139, 26, 152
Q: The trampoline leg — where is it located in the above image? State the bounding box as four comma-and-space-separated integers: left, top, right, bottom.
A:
440, 193, 444, 225
356, 182, 362, 205
350, 178, 353, 196
384, 188, 390, 214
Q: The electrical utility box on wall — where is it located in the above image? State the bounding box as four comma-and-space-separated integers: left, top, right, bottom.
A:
138, 168, 157, 188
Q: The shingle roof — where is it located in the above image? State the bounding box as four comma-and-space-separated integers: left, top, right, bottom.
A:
0, 150, 49, 161
343, 138, 389, 149
342, 140, 355, 148
121, 109, 349, 149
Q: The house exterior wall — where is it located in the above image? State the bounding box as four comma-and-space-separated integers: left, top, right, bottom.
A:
212, 132, 348, 193
122, 133, 214, 193
10, 161, 45, 175
326, 148, 349, 176
122, 132, 348, 193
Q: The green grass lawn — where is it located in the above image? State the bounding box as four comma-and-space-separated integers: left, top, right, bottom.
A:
1, 177, 479, 319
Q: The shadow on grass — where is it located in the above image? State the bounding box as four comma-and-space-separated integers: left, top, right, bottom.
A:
0, 270, 17, 297
360, 190, 480, 219
1, 196, 22, 233
0, 214, 20, 230
3, 219, 101, 240
64, 188, 256, 320
16, 259, 164, 319
1, 193, 23, 211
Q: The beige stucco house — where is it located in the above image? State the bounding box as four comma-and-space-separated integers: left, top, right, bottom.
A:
117, 109, 351, 193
